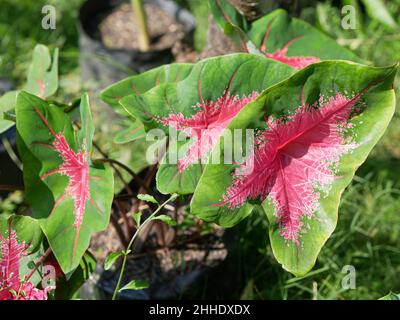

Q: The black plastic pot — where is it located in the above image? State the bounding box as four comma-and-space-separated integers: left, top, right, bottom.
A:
78, 0, 196, 88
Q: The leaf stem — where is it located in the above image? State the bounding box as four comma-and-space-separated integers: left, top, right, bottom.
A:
111, 194, 177, 300
24, 247, 52, 282
131, 0, 150, 52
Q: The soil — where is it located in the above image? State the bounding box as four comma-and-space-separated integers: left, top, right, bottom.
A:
100, 3, 193, 57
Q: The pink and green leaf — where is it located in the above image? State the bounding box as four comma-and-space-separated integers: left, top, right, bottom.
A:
25, 44, 59, 99
191, 61, 397, 276
0, 216, 51, 300
120, 54, 295, 194
16, 92, 114, 274
0, 44, 58, 135
210, 1, 364, 67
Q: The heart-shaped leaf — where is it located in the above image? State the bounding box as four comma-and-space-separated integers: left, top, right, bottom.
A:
16, 92, 114, 274
191, 61, 397, 276
25, 44, 58, 99
0, 44, 59, 135
210, 1, 364, 68
120, 54, 294, 194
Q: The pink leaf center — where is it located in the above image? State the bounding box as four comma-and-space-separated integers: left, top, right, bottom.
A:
218, 91, 364, 243
160, 91, 259, 172
34, 107, 90, 257
0, 229, 51, 300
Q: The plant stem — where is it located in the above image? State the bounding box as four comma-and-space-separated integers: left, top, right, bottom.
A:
111, 194, 177, 300
24, 248, 52, 282
0, 185, 24, 191
96, 158, 152, 195
131, 0, 151, 52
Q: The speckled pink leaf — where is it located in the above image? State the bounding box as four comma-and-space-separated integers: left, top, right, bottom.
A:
160, 90, 259, 171
34, 107, 90, 259
0, 228, 51, 300
218, 90, 365, 243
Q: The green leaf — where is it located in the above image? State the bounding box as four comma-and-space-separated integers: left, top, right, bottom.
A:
16, 91, 114, 274
100, 63, 193, 111
25, 44, 59, 99
119, 279, 149, 292
211, 2, 363, 65
100, 63, 194, 145
379, 292, 400, 300
361, 0, 398, 29
209, 0, 250, 51
114, 119, 146, 144
0, 213, 43, 253
0, 90, 18, 134
132, 212, 141, 226
120, 54, 294, 195
152, 214, 176, 226
0, 44, 59, 135
77, 93, 94, 154
191, 61, 397, 276
137, 194, 158, 204
54, 251, 97, 300
104, 251, 123, 270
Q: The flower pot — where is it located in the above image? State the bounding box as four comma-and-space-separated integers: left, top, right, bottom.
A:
78, 0, 196, 88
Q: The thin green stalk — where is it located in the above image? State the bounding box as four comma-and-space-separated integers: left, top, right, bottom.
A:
111, 194, 177, 300
131, 0, 150, 52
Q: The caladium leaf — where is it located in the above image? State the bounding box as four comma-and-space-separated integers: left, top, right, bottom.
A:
0, 91, 18, 134
0, 214, 43, 253
101, 63, 193, 111
54, 251, 96, 300
101, 63, 194, 144
16, 92, 114, 274
120, 54, 294, 194
191, 61, 397, 276
0, 219, 51, 300
379, 292, 400, 300
114, 119, 146, 144
25, 44, 59, 99
0, 44, 59, 135
210, 1, 364, 68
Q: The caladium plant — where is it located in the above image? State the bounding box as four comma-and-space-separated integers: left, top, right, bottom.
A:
119, 54, 294, 194
191, 61, 397, 276
16, 92, 114, 274
210, 0, 364, 68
